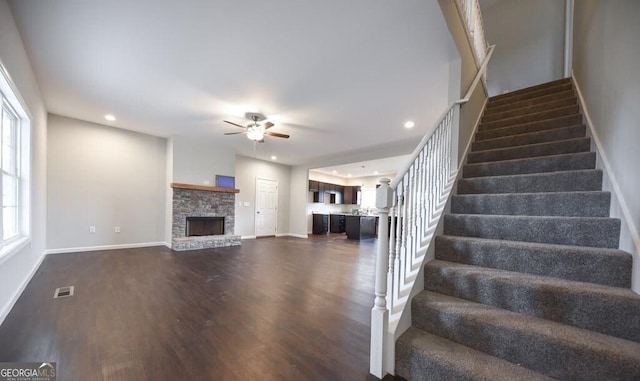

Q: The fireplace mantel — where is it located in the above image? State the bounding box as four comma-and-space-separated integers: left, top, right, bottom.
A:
171, 182, 239, 193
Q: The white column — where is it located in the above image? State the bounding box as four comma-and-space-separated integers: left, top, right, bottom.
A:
370, 178, 393, 378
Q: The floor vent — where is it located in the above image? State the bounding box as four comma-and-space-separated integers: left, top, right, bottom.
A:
53, 286, 74, 299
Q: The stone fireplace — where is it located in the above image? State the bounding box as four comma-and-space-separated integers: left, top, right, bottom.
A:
171, 183, 241, 251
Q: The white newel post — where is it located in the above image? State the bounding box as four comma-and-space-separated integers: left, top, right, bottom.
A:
370, 178, 393, 378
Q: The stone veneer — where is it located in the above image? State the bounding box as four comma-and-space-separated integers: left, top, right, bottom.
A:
172, 188, 241, 251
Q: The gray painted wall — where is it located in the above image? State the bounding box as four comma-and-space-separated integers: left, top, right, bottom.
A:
47, 114, 167, 249
480, 0, 565, 96
572, 0, 640, 291
171, 136, 235, 185
234, 155, 291, 238
0, 0, 48, 323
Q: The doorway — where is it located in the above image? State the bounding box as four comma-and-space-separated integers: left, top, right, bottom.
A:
255, 178, 278, 237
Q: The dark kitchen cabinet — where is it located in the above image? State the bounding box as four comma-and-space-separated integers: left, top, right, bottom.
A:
343, 186, 360, 205
308, 180, 319, 192
330, 214, 346, 233
312, 213, 329, 234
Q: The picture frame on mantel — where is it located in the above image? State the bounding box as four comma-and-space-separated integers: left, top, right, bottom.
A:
215, 175, 235, 189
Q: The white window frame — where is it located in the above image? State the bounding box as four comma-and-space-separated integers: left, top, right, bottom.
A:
0, 60, 32, 265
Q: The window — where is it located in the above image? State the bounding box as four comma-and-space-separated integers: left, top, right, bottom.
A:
1, 102, 19, 240
0, 61, 31, 260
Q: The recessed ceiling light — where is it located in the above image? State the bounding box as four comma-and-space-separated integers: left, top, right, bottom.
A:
270, 155, 277, 160
404, 120, 415, 129
347, 174, 352, 177
104, 114, 116, 121
332, 170, 337, 174
374, 171, 379, 175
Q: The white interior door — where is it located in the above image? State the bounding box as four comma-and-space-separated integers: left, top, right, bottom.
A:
255, 178, 278, 237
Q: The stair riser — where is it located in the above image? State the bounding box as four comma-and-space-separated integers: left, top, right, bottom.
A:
467, 137, 591, 164
396, 328, 556, 381
488, 83, 574, 107
463, 152, 596, 178
479, 105, 580, 132
458, 170, 602, 194
489, 78, 571, 102
482, 98, 578, 123
484, 90, 576, 115
475, 115, 583, 141
472, 125, 586, 152
435, 236, 632, 288
411, 294, 640, 380
451, 192, 610, 217
444, 214, 620, 248
424, 264, 640, 342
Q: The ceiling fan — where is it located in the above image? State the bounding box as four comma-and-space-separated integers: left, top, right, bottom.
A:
223, 112, 290, 143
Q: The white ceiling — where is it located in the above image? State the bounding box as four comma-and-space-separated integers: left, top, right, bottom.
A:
9, 0, 457, 166
310, 155, 410, 179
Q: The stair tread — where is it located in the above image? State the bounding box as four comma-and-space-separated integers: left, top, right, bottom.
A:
444, 213, 620, 249
484, 90, 576, 114
479, 105, 579, 131
488, 78, 572, 101
470, 136, 589, 156
475, 114, 583, 141
427, 259, 639, 302
482, 98, 578, 124
467, 137, 591, 164
472, 125, 586, 152
463, 151, 595, 179
412, 291, 640, 379
487, 83, 575, 108
437, 234, 630, 257
448, 213, 618, 221
460, 168, 601, 184
453, 190, 608, 197
435, 234, 632, 288
396, 327, 554, 381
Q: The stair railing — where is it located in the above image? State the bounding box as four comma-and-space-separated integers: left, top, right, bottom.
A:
456, 0, 489, 68
370, 44, 495, 378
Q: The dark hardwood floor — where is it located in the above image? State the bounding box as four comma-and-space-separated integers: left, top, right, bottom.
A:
0, 235, 387, 380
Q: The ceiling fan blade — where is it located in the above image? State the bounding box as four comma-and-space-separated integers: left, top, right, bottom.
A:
264, 121, 274, 129
265, 131, 290, 139
223, 120, 247, 129
224, 131, 247, 135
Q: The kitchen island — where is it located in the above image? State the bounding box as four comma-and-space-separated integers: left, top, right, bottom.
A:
345, 215, 377, 240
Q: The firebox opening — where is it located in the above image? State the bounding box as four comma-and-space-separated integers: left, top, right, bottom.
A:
186, 217, 224, 236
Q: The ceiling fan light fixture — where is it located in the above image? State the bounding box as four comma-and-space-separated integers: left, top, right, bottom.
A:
246, 126, 264, 141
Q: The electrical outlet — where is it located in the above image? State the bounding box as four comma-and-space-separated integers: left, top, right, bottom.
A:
115, 226, 121, 233
89, 226, 96, 233
203, 180, 210, 185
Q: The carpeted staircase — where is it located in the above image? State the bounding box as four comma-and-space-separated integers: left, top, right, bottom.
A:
395, 78, 640, 380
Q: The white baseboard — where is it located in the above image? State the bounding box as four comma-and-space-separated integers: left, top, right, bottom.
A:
276, 233, 308, 239
241, 235, 257, 240
572, 71, 640, 292
44, 241, 167, 255
0, 251, 46, 326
